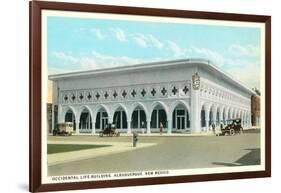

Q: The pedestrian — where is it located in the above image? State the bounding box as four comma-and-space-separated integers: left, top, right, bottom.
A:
159, 122, 163, 135
141, 121, 145, 134
212, 122, 216, 135
220, 121, 224, 130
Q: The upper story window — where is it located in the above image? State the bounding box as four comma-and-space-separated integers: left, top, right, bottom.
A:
151, 88, 156, 96
60, 81, 191, 103
104, 92, 109, 99
161, 87, 167, 96
131, 89, 136, 98
122, 90, 127, 98
113, 91, 118, 98
87, 93, 92, 100
96, 92, 100, 100
71, 94, 76, 101
141, 89, 146, 97
183, 86, 189, 94
172, 86, 178, 95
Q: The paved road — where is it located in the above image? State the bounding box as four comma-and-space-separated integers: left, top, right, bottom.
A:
48, 132, 260, 176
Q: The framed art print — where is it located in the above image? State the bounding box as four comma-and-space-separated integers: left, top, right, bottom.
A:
29, 1, 271, 192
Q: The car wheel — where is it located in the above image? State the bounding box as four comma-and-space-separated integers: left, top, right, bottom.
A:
229, 129, 235, 136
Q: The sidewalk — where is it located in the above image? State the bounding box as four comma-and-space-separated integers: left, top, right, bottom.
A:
119, 132, 215, 137
48, 141, 156, 166
67, 127, 258, 137
68, 132, 216, 137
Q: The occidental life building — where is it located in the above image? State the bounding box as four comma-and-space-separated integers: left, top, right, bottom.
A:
48, 59, 253, 135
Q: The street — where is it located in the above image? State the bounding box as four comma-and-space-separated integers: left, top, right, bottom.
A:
48, 131, 260, 176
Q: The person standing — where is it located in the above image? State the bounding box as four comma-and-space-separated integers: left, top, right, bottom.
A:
141, 121, 145, 134
159, 122, 163, 135
212, 122, 216, 135
220, 121, 224, 130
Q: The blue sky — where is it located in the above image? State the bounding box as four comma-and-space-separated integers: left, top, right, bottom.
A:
47, 16, 262, 89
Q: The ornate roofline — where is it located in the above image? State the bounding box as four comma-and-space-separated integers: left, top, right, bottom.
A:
48, 58, 255, 95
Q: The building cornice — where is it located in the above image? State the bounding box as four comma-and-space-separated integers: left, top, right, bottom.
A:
48, 58, 255, 95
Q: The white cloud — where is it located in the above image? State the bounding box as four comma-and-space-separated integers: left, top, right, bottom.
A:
190, 47, 225, 66
133, 34, 147, 47
147, 34, 164, 49
90, 28, 105, 40
50, 50, 260, 89
48, 67, 73, 75
188, 46, 260, 88
50, 50, 163, 74
133, 33, 164, 49
229, 44, 260, 57
166, 40, 187, 58
52, 52, 78, 64
225, 60, 261, 89
110, 28, 127, 42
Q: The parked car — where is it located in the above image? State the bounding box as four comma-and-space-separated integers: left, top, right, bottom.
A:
99, 123, 120, 137
53, 122, 74, 136
221, 119, 243, 136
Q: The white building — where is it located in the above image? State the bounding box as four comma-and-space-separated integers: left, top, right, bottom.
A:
49, 59, 253, 134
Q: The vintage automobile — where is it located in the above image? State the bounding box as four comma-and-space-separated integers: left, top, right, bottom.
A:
52, 122, 74, 136
99, 123, 120, 137
221, 119, 243, 136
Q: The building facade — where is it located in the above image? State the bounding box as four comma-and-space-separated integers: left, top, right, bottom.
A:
251, 94, 261, 127
49, 59, 253, 134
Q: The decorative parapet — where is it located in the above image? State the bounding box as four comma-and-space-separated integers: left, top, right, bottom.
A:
60, 80, 191, 105
200, 80, 251, 109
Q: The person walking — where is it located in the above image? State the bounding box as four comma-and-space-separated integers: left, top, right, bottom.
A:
159, 122, 163, 135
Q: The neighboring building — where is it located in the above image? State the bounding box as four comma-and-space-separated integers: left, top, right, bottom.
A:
251, 94, 260, 127
48, 59, 253, 134
47, 80, 58, 133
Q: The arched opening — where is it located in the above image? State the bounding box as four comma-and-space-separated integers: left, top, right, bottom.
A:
201, 106, 206, 127
228, 109, 231, 120
172, 103, 190, 130
79, 108, 92, 132
131, 106, 147, 129
209, 110, 213, 127
95, 108, 108, 130
245, 113, 248, 127
223, 108, 226, 124
151, 104, 167, 129
65, 109, 76, 130
236, 111, 239, 119
247, 112, 251, 128
216, 109, 220, 126
113, 107, 127, 129
232, 110, 235, 119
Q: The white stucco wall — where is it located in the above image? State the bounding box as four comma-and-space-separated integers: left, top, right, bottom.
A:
49, 59, 253, 134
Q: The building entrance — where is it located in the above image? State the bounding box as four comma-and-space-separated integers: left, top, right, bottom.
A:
102, 116, 108, 130
96, 111, 108, 130
173, 107, 189, 130
177, 116, 185, 130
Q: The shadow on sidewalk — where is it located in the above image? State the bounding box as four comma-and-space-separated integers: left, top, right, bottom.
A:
212, 148, 260, 167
